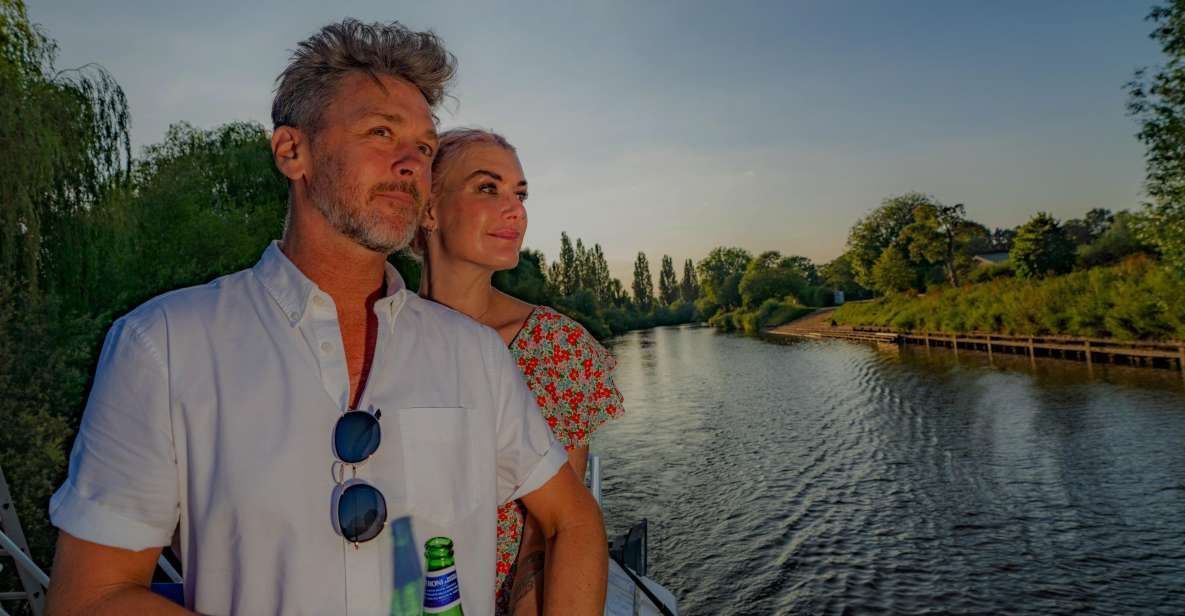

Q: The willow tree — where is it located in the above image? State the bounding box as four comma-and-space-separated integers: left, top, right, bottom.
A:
0, 0, 130, 574
1, 0, 130, 295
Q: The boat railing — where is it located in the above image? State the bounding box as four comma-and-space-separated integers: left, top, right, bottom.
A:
0, 528, 50, 615
589, 453, 603, 507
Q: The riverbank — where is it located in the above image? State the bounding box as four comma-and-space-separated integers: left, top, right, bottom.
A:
768, 306, 1185, 376
828, 256, 1185, 342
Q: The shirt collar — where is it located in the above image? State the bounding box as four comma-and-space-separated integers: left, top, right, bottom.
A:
253, 241, 409, 329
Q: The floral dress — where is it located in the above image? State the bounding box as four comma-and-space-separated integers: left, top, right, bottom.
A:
494, 305, 624, 614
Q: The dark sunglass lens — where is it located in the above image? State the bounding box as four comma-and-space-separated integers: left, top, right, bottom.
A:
334, 412, 380, 464
339, 483, 387, 543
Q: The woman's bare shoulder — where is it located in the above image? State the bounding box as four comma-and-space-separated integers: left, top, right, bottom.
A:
490, 292, 538, 345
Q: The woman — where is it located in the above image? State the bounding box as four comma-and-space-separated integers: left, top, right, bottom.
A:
415, 128, 624, 615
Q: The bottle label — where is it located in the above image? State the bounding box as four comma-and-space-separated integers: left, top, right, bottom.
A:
422, 564, 462, 613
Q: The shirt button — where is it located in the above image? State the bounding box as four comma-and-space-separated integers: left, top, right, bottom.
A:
320, 341, 332, 353
313, 296, 326, 307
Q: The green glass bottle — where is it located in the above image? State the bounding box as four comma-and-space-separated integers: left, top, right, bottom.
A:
422, 536, 464, 615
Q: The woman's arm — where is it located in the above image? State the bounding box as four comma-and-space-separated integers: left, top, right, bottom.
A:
519, 464, 607, 616
509, 446, 592, 615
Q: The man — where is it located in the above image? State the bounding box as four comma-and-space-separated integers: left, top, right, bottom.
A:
44, 19, 607, 616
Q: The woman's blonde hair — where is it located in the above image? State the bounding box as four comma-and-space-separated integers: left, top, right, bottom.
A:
408, 127, 517, 258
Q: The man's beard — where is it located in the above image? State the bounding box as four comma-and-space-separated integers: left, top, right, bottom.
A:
306, 149, 423, 255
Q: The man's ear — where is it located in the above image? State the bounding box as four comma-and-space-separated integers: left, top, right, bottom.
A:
272, 126, 308, 182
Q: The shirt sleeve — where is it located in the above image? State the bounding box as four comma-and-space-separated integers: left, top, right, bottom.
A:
552, 319, 624, 449
49, 312, 180, 552
485, 329, 567, 506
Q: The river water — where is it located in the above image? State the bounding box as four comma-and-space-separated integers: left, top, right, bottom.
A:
595, 324, 1185, 615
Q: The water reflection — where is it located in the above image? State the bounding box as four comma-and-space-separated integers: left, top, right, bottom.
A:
597, 326, 1185, 615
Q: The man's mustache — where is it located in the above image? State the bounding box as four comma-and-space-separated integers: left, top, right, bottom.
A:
370, 181, 422, 205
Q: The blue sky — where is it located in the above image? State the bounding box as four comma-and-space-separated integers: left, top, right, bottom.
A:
30, 1, 1161, 281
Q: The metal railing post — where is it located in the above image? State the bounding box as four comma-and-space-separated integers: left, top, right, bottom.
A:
589, 454, 603, 507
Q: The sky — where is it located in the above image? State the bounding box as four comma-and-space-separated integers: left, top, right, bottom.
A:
29, 1, 1162, 282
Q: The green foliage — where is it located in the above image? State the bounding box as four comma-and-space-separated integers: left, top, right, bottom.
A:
1075, 211, 1150, 268
1128, 1, 1185, 274
679, 258, 699, 302
820, 253, 870, 300
870, 247, 916, 294
390, 252, 422, 291
967, 261, 1014, 284
657, 255, 679, 305
835, 255, 1185, 340
631, 252, 654, 309
1063, 208, 1113, 245
779, 255, 820, 285
708, 297, 812, 334
492, 249, 550, 305
1011, 212, 1075, 279
695, 247, 751, 309
900, 201, 981, 287
738, 267, 806, 308
0, 281, 104, 570
0, 0, 134, 584
845, 193, 933, 288
0, 0, 131, 292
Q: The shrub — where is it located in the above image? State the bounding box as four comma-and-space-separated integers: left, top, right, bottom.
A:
834, 255, 1185, 340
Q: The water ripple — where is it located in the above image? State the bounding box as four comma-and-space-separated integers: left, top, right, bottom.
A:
596, 326, 1185, 615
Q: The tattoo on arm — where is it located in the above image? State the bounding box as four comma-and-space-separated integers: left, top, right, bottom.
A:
510, 549, 546, 604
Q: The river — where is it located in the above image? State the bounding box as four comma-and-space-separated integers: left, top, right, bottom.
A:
595, 324, 1185, 615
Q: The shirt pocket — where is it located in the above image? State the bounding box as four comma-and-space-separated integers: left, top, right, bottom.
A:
395, 406, 481, 526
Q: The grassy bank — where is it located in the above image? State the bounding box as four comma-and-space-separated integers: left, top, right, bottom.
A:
708, 297, 815, 334
834, 256, 1185, 341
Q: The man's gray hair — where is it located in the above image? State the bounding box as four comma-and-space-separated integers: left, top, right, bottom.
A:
272, 19, 457, 133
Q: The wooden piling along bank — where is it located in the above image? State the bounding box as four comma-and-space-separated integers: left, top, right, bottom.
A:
771, 324, 1185, 373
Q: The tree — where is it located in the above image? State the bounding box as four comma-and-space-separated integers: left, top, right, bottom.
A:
1128, 1, 1185, 273
607, 278, 629, 307
747, 250, 784, 273
821, 253, 868, 299
900, 201, 979, 287
680, 258, 700, 302
632, 252, 654, 310
739, 267, 807, 308
1063, 208, 1114, 245
0, 0, 132, 571
573, 238, 589, 291
1076, 210, 1150, 268
493, 249, 551, 305
779, 255, 820, 285
696, 247, 751, 310
657, 255, 679, 305
870, 247, 916, 294
557, 232, 576, 295
846, 193, 934, 288
590, 244, 612, 302
546, 260, 565, 295
1011, 212, 1075, 279
1, 0, 130, 293
990, 227, 1018, 252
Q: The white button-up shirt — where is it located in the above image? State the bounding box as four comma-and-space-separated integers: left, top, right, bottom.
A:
50, 242, 567, 615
